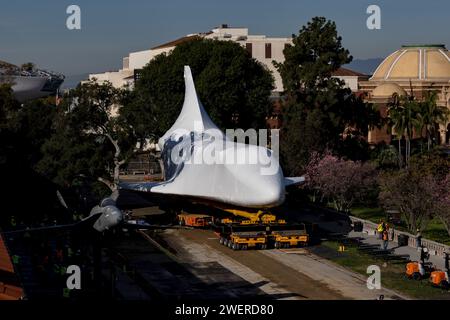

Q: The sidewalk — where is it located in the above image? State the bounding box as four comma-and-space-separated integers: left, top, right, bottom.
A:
349, 230, 447, 271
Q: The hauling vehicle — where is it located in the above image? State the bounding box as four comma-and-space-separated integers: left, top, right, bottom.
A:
218, 225, 268, 250
270, 224, 309, 249
214, 208, 309, 250
429, 253, 450, 290
177, 212, 212, 228
405, 246, 435, 280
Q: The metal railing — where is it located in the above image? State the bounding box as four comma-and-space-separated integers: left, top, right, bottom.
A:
350, 215, 450, 257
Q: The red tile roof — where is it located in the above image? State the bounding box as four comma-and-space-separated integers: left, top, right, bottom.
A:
151, 34, 203, 50
0, 234, 14, 274
0, 234, 24, 300
332, 67, 367, 77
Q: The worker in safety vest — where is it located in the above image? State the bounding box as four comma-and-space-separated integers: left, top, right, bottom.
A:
377, 220, 385, 239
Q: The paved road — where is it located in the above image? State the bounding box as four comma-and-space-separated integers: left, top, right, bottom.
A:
111, 231, 271, 300
161, 228, 400, 300
158, 229, 346, 300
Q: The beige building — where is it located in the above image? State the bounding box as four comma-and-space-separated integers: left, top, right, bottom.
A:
360, 44, 450, 145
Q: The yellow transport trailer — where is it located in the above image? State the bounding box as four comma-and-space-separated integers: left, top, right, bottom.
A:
270, 224, 309, 249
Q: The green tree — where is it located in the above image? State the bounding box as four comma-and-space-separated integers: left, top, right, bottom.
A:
0, 87, 70, 226
276, 17, 351, 92
0, 83, 20, 123
37, 80, 136, 192
129, 38, 274, 141
275, 17, 380, 175
0, 84, 21, 168
370, 144, 399, 169
21, 62, 35, 72
11, 98, 58, 167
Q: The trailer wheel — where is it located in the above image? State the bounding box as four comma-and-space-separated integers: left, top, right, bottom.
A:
232, 243, 237, 250
274, 242, 280, 249
260, 244, 267, 250
223, 239, 229, 247
412, 272, 422, 280
241, 244, 247, 250
228, 241, 233, 248
440, 280, 450, 290
219, 237, 224, 245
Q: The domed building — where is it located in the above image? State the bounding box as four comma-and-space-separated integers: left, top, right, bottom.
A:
360, 44, 450, 145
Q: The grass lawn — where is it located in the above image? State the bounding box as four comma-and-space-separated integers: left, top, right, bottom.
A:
422, 219, 450, 246
351, 207, 385, 222
320, 241, 450, 300
351, 207, 450, 246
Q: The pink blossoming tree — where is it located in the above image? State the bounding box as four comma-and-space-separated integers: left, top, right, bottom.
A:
304, 152, 377, 212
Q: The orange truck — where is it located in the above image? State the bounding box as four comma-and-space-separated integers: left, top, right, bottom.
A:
429, 253, 449, 290
177, 212, 212, 227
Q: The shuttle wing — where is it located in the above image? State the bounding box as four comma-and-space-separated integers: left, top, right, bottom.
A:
119, 181, 167, 193
284, 176, 306, 187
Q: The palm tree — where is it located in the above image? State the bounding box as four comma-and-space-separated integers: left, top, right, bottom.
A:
387, 94, 405, 167
387, 94, 420, 167
404, 98, 421, 165
416, 91, 450, 151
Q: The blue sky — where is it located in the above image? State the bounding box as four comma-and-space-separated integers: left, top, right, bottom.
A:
1, 0, 449, 76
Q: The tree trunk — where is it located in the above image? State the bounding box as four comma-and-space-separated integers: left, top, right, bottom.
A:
104, 133, 126, 187
405, 137, 410, 168
439, 216, 450, 237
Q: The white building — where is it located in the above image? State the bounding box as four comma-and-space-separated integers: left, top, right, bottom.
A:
89, 25, 291, 92
88, 25, 366, 94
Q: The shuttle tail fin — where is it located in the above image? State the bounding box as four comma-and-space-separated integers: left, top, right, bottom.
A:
159, 66, 221, 148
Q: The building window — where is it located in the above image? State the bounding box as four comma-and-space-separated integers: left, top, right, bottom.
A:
134, 69, 143, 82
265, 43, 272, 59
246, 43, 252, 56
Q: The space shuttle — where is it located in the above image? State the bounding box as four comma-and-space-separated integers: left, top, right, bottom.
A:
3, 67, 306, 236
119, 66, 304, 208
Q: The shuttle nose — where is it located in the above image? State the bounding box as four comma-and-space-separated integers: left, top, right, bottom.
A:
225, 143, 285, 207
257, 167, 285, 206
